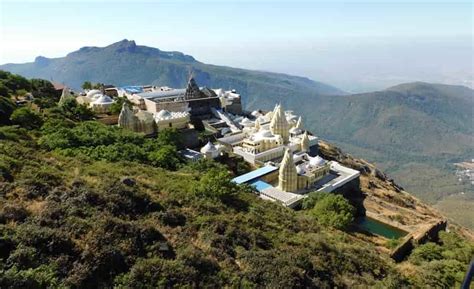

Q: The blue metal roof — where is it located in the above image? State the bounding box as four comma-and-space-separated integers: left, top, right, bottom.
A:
121, 86, 143, 94
138, 89, 187, 99
249, 180, 272, 192
232, 165, 278, 184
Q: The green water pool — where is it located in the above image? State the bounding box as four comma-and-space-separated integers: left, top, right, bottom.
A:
357, 217, 408, 239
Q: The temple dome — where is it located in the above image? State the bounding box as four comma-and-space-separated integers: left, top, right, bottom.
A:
309, 156, 326, 167
86, 89, 101, 99
92, 94, 113, 104
255, 129, 273, 138
240, 117, 253, 127
201, 141, 217, 153
251, 110, 261, 117
156, 109, 172, 119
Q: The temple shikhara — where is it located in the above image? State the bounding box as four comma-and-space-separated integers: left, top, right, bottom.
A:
74, 76, 360, 208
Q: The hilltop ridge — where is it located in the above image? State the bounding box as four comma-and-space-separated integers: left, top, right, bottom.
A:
0, 40, 344, 100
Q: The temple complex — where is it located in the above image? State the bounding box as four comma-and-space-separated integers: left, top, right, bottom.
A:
217, 104, 318, 165
75, 76, 360, 209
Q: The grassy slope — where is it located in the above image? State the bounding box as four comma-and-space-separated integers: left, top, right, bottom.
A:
0, 132, 408, 288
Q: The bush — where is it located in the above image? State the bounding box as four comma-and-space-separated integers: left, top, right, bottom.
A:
194, 169, 241, 200
58, 97, 95, 121
0, 96, 16, 125
308, 193, 355, 230
148, 145, 182, 170
31, 79, 58, 109
109, 97, 131, 115
10, 107, 43, 129
409, 242, 444, 264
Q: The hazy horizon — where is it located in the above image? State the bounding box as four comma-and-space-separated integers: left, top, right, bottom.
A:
1, 1, 472, 92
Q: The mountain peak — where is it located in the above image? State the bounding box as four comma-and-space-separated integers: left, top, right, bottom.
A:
107, 39, 137, 52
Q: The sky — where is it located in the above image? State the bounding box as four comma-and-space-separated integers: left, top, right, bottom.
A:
0, 0, 472, 92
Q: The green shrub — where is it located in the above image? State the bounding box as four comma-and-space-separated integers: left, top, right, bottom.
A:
148, 145, 182, 170
194, 169, 241, 200
409, 242, 444, 264
30, 79, 58, 109
10, 107, 43, 129
0, 96, 16, 124
308, 193, 355, 230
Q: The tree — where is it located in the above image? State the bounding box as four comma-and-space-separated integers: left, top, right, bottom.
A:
10, 107, 43, 129
81, 81, 92, 90
156, 128, 181, 147
302, 191, 328, 210
148, 145, 182, 170
59, 97, 95, 121
0, 96, 16, 125
92, 83, 104, 90
30, 79, 58, 108
309, 193, 355, 230
194, 168, 240, 200
3, 73, 31, 93
0, 82, 9, 97
109, 97, 131, 115
409, 242, 444, 264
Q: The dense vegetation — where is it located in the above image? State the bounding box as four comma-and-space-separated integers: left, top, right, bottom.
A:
0, 71, 473, 288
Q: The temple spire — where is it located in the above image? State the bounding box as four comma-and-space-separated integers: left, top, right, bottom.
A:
255, 119, 261, 131
58, 87, 74, 105
270, 104, 289, 143
118, 103, 137, 130
278, 148, 298, 192
300, 131, 310, 152
184, 77, 201, 99
295, 116, 303, 130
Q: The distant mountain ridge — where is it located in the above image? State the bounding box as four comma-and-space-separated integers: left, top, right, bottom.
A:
0, 39, 345, 107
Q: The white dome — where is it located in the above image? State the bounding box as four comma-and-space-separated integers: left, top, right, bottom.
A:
156, 110, 172, 119
240, 117, 254, 127
201, 141, 217, 153
309, 156, 326, 167
296, 166, 305, 175
86, 89, 101, 99
241, 117, 251, 124
251, 110, 261, 117
92, 94, 113, 104
255, 129, 273, 138
256, 115, 267, 124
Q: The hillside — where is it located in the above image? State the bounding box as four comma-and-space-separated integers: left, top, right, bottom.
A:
1, 42, 472, 228
0, 39, 344, 105
0, 72, 472, 288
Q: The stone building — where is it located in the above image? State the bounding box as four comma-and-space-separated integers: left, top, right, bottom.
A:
118, 104, 155, 134
90, 94, 114, 113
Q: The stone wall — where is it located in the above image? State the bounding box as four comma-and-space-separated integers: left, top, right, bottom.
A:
390, 235, 415, 262
413, 219, 448, 244
389, 219, 447, 262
